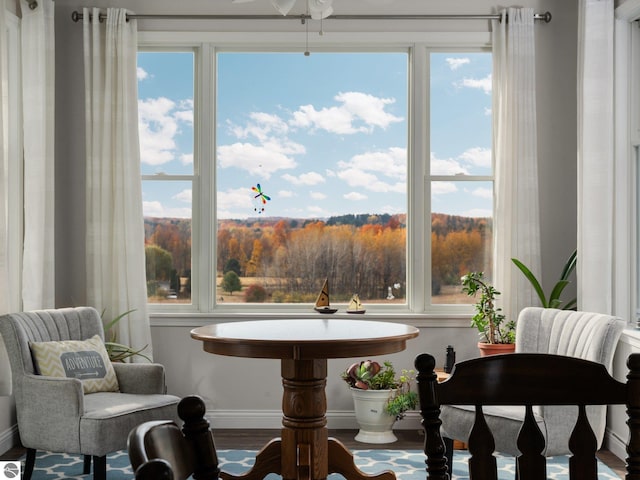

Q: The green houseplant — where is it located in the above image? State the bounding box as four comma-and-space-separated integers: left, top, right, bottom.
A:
102, 309, 151, 362
461, 272, 516, 354
342, 360, 418, 444
511, 249, 577, 310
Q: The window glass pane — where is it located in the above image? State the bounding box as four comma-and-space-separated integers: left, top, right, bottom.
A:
430, 52, 493, 304
431, 181, 493, 304
138, 52, 195, 176
216, 52, 408, 306
138, 51, 194, 304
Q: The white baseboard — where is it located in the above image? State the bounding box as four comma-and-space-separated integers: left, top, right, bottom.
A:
206, 410, 423, 432
0, 424, 19, 455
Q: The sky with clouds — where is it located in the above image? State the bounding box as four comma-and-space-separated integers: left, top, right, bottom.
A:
138, 50, 492, 220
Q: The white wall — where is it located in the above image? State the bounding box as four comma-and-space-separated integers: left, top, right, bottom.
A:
0, 0, 583, 454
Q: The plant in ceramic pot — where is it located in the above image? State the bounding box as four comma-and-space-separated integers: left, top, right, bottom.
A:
461, 272, 516, 356
341, 360, 417, 444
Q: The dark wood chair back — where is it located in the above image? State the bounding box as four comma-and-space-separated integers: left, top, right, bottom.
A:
415, 352, 640, 480
128, 395, 220, 480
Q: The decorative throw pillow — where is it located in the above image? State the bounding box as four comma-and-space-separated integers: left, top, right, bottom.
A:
30, 335, 119, 394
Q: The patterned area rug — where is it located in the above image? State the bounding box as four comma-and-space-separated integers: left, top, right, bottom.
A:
18, 449, 620, 479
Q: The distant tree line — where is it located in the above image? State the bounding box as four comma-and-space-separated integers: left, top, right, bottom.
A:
143, 213, 491, 300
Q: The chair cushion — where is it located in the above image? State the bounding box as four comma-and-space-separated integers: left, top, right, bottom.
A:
441, 404, 546, 456
30, 335, 119, 393
81, 392, 180, 456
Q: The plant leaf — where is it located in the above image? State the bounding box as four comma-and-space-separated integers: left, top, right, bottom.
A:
548, 279, 570, 304
559, 249, 577, 281
511, 258, 547, 306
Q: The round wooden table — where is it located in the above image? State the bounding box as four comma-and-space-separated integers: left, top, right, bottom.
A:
191, 319, 419, 480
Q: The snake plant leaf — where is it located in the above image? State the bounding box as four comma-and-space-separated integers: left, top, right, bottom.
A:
559, 249, 577, 281
511, 258, 547, 306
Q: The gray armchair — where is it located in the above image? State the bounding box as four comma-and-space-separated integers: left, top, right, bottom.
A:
441, 307, 625, 456
0, 307, 180, 480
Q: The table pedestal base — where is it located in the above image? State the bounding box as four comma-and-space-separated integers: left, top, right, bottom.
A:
219, 437, 396, 480
219, 358, 396, 480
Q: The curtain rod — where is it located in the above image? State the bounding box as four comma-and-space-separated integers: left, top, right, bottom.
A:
71, 11, 552, 23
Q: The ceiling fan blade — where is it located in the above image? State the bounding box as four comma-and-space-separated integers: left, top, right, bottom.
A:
271, 0, 297, 15
309, 0, 333, 19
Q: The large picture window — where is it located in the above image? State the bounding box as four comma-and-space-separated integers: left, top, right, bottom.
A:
137, 35, 493, 315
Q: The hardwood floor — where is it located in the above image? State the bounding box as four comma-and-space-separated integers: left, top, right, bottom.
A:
0, 428, 627, 477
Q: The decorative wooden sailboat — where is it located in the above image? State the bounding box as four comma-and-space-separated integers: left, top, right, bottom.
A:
314, 279, 338, 314
346, 293, 366, 314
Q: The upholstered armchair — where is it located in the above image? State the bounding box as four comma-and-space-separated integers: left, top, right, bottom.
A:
0, 307, 180, 480
440, 307, 625, 457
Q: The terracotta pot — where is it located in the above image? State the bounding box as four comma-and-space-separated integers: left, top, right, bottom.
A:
477, 342, 516, 357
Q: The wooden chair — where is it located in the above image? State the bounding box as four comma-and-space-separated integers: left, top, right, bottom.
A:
128, 395, 220, 480
415, 352, 640, 480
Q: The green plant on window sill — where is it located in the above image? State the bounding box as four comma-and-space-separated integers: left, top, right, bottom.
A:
341, 360, 418, 420
461, 271, 516, 345
102, 309, 151, 362
511, 249, 577, 310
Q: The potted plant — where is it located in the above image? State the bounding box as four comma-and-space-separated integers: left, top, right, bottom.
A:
102, 309, 151, 362
511, 249, 577, 310
341, 360, 417, 444
461, 272, 516, 356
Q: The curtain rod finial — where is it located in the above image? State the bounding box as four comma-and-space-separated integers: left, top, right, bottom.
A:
542, 11, 552, 23
28, 0, 38, 10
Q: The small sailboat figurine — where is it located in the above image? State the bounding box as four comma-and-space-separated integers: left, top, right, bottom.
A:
314, 279, 338, 314
346, 293, 366, 314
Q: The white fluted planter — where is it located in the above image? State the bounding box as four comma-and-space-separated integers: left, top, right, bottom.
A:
350, 387, 397, 444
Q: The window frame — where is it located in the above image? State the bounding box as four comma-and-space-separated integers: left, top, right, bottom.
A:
138, 31, 492, 321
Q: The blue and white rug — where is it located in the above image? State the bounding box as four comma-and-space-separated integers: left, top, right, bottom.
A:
17, 449, 621, 479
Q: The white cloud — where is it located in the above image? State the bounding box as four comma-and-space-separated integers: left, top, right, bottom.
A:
310, 191, 327, 200
459, 74, 492, 94
216, 187, 255, 219
175, 109, 193, 126
230, 112, 290, 142
142, 201, 191, 219
307, 205, 330, 216
336, 147, 407, 193
342, 147, 406, 180
459, 147, 492, 169
344, 192, 367, 201
290, 91, 403, 134
431, 182, 458, 195
471, 187, 493, 199
484, 107, 492, 116
430, 153, 469, 176
337, 167, 405, 193
446, 57, 470, 70
137, 67, 149, 81
173, 189, 192, 203
217, 141, 301, 178
138, 96, 194, 166
279, 190, 295, 198
142, 201, 164, 217
180, 153, 193, 165
282, 171, 326, 186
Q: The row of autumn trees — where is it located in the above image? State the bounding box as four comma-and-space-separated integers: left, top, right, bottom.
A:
144, 213, 492, 301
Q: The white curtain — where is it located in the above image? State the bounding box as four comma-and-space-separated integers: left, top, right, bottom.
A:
0, 0, 12, 395
492, 8, 541, 323
0, 1, 8, 315
83, 8, 152, 360
576, 0, 614, 313
21, 0, 55, 310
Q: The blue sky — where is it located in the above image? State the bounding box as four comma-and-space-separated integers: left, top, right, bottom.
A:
137, 50, 492, 220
